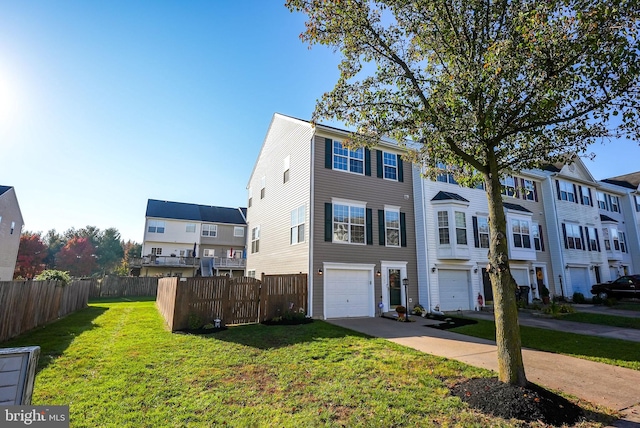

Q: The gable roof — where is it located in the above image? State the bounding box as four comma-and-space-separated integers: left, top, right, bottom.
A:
146, 199, 247, 225
431, 191, 469, 202
0, 185, 12, 196
601, 171, 640, 190
503, 202, 532, 213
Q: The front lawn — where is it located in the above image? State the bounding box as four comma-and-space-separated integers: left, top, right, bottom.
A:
451, 319, 640, 370
2, 300, 515, 427
559, 312, 640, 330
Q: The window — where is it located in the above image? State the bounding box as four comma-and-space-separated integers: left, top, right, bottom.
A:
202, 224, 217, 237
438, 211, 450, 244
523, 179, 535, 201
603, 228, 611, 250
620, 231, 628, 253
151, 247, 162, 255
385, 209, 400, 247
610, 195, 620, 213
597, 192, 608, 210
333, 141, 364, 174
248, 187, 253, 208
290, 205, 305, 245
382, 152, 397, 180
581, 187, 591, 206
436, 163, 458, 184
333, 204, 365, 244
635, 195, 640, 212
565, 224, 583, 250
10, 221, 15, 234
512, 219, 531, 248
533, 223, 542, 251
586, 226, 599, 251
500, 176, 516, 197
283, 155, 290, 183
247, 270, 256, 278
558, 181, 576, 202
611, 227, 620, 251
234, 227, 244, 237
477, 216, 490, 248
186, 223, 196, 233
148, 220, 165, 234
455, 211, 467, 245
203, 249, 215, 257
260, 176, 266, 199
251, 226, 260, 253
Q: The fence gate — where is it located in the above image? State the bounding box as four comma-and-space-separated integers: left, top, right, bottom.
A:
226, 277, 262, 324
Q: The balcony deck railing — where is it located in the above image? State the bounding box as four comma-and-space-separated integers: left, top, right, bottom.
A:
130, 256, 245, 269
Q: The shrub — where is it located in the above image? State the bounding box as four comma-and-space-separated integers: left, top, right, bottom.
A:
187, 312, 203, 330
572, 292, 586, 304
35, 270, 71, 286
412, 304, 425, 315
591, 295, 604, 304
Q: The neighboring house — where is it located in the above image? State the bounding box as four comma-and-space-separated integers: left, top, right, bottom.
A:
246, 113, 418, 319
538, 158, 611, 299
600, 171, 640, 275
412, 167, 553, 311
137, 199, 247, 277
0, 185, 24, 281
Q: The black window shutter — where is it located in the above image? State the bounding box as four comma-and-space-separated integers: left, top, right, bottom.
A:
324, 203, 333, 242
376, 150, 383, 178
365, 148, 371, 176
585, 227, 591, 252
578, 186, 584, 205
573, 184, 578, 203
533, 182, 538, 202
397, 155, 404, 182
378, 210, 385, 245
588, 188, 593, 206
325, 138, 333, 169
366, 208, 373, 245
579, 226, 586, 251
538, 224, 545, 251
607, 194, 612, 211
595, 229, 601, 252
555, 180, 561, 200
513, 176, 520, 198
400, 212, 407, 247
472, 216, 479, 248
562, 223, 568, 248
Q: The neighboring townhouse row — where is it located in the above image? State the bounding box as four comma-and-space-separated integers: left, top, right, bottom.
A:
0, 185, 23, 281
136, 199, 247, 278
246, 114, 640, 318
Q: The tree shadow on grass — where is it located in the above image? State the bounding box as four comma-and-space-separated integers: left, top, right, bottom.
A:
1, 305, 109, 372
193, 320, 364, 350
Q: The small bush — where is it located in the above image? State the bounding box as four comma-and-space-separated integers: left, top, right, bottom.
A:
591, 295, 604, 304
35, 270, 71, 286
412, 304, 425, 315
572, 292, 586, 304
187, 312, 203, 330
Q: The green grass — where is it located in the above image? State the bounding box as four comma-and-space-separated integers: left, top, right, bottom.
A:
611, 301, 640, 311
558, 312, 640, 330
452, 319, 640, 370
4, 300, 523, 427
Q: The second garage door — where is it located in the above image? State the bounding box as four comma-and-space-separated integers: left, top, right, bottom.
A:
569, 267, 591, 298
325, 269, 371, 318
438, 270, 471, 311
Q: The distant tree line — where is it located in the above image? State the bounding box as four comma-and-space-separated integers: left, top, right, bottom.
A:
13, 226, 142, 279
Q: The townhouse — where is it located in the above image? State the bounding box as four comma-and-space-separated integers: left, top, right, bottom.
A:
246, 113, 418, 319
0, 185, 23, 281
138, 199, 247, 277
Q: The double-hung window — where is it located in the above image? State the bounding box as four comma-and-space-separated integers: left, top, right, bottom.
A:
611, 227, 620, 251
512, 219, 531, 248
333, 203, 366, 244
559, 181, 576, 202
290, 205, 305, 245
202, 224, 217, 237
436, 163, 458, 184
385, 209, 400, 247
234, 226, 244, 237
477, 216, 490, 248
500, 176, 516, 197
251, 226, 260, 253
565, 224, 582, 249
455, 212, 467, 245
148, 220, 165, 234
151, 247, 162, 255
185, 223, 196, 233
523, 179, 535, 201
586, 226, 599, 251
597, 192, 608, 210
581, 187, 591, 206
333, 141, 364, 174
437, 211, 450, 244
610, 196, 620, 213
620, 232, 628, 253
532, 222, 542, 251
603, 228, 611, 250
383, 152, 397, 180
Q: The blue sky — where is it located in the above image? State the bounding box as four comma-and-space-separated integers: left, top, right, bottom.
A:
1, 1, 639, 243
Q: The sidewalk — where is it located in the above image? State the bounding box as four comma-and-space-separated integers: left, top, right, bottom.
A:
327, 314, 640, 427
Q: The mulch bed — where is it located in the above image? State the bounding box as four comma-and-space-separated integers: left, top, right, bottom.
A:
178, 327, 228, 335
423, 314, 478, 329
451, 377, 583, 426
262, 318, 314, 326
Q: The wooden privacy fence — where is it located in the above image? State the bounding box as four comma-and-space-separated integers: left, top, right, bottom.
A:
0, 280, 91, 343
87, 276, 158, 299
156, 274, 308, 331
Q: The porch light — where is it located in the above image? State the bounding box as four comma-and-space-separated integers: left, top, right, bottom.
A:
318, 268, 323, 275
376, 270, 381, 277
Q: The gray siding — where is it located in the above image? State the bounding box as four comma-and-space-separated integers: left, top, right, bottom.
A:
311, 132, 418, 317
200, 223, 246, 247
0, 188, 23, 280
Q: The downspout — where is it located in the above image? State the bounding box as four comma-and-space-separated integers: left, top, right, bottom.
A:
308, 134, 315, 318
417, 163, 433, 314
550, 173, 567, 298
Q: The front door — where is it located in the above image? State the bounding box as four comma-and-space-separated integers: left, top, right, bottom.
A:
389, 268, 402, 308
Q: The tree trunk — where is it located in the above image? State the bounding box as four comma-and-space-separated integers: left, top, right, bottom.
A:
484, 160, 527, 386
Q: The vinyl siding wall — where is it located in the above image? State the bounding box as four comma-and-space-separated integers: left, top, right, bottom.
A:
245, 115, 313, 276
312, 132, 418, 318
0, 188, 22, 280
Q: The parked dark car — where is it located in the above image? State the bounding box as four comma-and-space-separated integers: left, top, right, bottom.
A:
591, 274, 640, 300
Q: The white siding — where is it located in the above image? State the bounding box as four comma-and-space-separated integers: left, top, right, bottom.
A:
0, 188, 23, 280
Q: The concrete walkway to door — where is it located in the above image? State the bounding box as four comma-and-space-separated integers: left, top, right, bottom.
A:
327, 315, 640, 427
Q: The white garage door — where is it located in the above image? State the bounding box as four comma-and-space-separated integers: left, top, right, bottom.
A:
569, 267, 591, 298
512, 269, 529, 287
325, 269, 371, 318
438, 270, 471, 311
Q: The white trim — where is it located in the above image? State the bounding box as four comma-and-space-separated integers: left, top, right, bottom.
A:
380, 261, 408, 312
